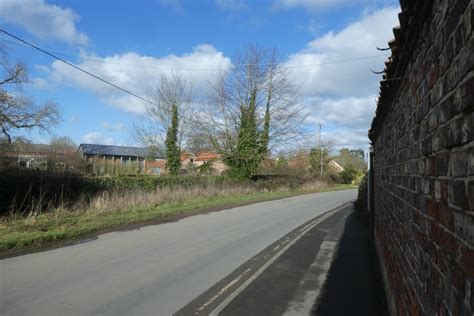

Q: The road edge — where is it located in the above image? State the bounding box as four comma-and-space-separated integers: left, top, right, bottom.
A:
174, 202, 354, 316
0, 188, 357, 260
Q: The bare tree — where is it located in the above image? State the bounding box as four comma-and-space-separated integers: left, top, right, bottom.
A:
134, 73, 192, 157
195, 45, 309, 176
185, 132, 213, 154
0, 47, 59, 143
49, 136, 77, 151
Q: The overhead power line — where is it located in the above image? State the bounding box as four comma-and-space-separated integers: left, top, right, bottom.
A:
0, 29, 158, 106
0, 32, 389, 72
0, 29, 390, 106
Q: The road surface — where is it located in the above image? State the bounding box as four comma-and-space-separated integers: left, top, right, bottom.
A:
0, 189, 356, 316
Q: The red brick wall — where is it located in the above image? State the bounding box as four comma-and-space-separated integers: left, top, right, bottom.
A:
369, 1, 473, 315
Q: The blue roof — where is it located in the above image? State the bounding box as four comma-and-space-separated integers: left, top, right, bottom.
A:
78, 144, 164, 159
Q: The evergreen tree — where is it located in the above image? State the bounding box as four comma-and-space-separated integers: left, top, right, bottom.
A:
226, 89, 261, 179
309, 147, 329, 176
165, 104, 181, 175
259, 97, 270, 158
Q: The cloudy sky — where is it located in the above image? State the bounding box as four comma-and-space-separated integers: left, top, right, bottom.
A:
0, 0, 400, 150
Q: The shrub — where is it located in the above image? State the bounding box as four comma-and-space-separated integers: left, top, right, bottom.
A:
355, 172, 369, 220
0, 171, 331, 217
352, 170, 366, 185
0, 170, 106, 216
340, 167, 357, 184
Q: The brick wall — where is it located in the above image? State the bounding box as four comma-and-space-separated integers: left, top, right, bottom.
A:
369, 1, 473, 315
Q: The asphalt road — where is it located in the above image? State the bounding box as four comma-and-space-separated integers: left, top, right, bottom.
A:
0, 189, 356, 316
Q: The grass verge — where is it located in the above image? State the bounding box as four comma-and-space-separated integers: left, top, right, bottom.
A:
0, 184, 355, 255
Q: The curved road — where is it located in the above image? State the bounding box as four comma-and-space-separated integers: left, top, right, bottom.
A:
0, 189, 356, 316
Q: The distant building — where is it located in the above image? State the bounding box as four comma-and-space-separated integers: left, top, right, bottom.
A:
76, 144, 230, 176
194, 152, 228, 175
77, 144, 165, 175
0, 144, 78, 171
328, 160, 345, 173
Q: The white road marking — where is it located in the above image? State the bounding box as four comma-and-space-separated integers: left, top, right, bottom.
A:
282, 240, 339, 316
197, 268, 252, 312
208, 203, 349, 316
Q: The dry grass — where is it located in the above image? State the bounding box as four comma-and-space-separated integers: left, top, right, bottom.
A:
0, 180, 355, 252
80, 185, 256, 215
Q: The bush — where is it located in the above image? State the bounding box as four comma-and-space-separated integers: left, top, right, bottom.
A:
0, 170, 331, 217
352, 170, 366, 185
0, 170, 106, 216
355, 172, 368, 220
340, 167, 357, 184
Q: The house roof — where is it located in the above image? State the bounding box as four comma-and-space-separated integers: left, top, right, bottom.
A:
196, 152, 221, 162
328, 160, 345, 171
78, 144, 164, 159
180, 152, 194, 161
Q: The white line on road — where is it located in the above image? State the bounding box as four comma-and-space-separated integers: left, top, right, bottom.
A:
208, 203, 349, 316
282, 241, 338, 316
283, 211, 349, 316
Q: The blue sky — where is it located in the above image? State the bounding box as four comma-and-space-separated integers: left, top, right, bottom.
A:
0, 0, 400, 150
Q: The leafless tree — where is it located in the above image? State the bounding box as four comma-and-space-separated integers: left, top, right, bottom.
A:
133, 73, 192, 156
195, 45, 310, 158
49, 136, 77, 151
0, 47, 59, 143
185, 132, 213, 154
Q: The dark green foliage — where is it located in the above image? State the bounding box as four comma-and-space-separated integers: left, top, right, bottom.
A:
0, 170, 106, 216
250, 174, 305, 190
226, 90, 261, 180
197, 161, 215, 175
165, 105, 181, 176
0, 169, 322, 216
94, 175, 236, 191
0, 170, 239, 216
309, 147, 330, 176
259, 96, 270, 157
340, 167, 357, 184
355, 172, 368, 220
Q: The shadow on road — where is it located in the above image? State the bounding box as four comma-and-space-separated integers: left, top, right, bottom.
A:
311, 211, 388, 316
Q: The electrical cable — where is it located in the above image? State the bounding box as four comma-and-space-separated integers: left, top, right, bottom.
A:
0, 29, 158, 106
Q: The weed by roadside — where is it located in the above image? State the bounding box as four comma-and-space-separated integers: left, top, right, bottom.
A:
0, 182, 356, 253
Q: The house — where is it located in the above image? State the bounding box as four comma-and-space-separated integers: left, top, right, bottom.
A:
77, 144, 165, 174
145, 159, 167, 175
193, 152, 228, 175
180, 152, 195, 167
0, 144, 79, 171
142, 152, 196, 175
328, 160, 345, 173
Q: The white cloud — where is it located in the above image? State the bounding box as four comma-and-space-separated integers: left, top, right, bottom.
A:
0, 0, 88, 45
47, 44, 232, 114
306, 95, 377, 130
31, 77, 55, 91
273, 0, 386, 12
322, 128, 371, 150
70, 116, 80, 123
82, 132, 114, 145
101, 121, 126, 132
286, 7, 399, 99
215, 0, 247, 10
286, 7, 399, 149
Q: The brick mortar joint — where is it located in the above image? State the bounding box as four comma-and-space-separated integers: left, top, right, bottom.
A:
419, 69, 474, 124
